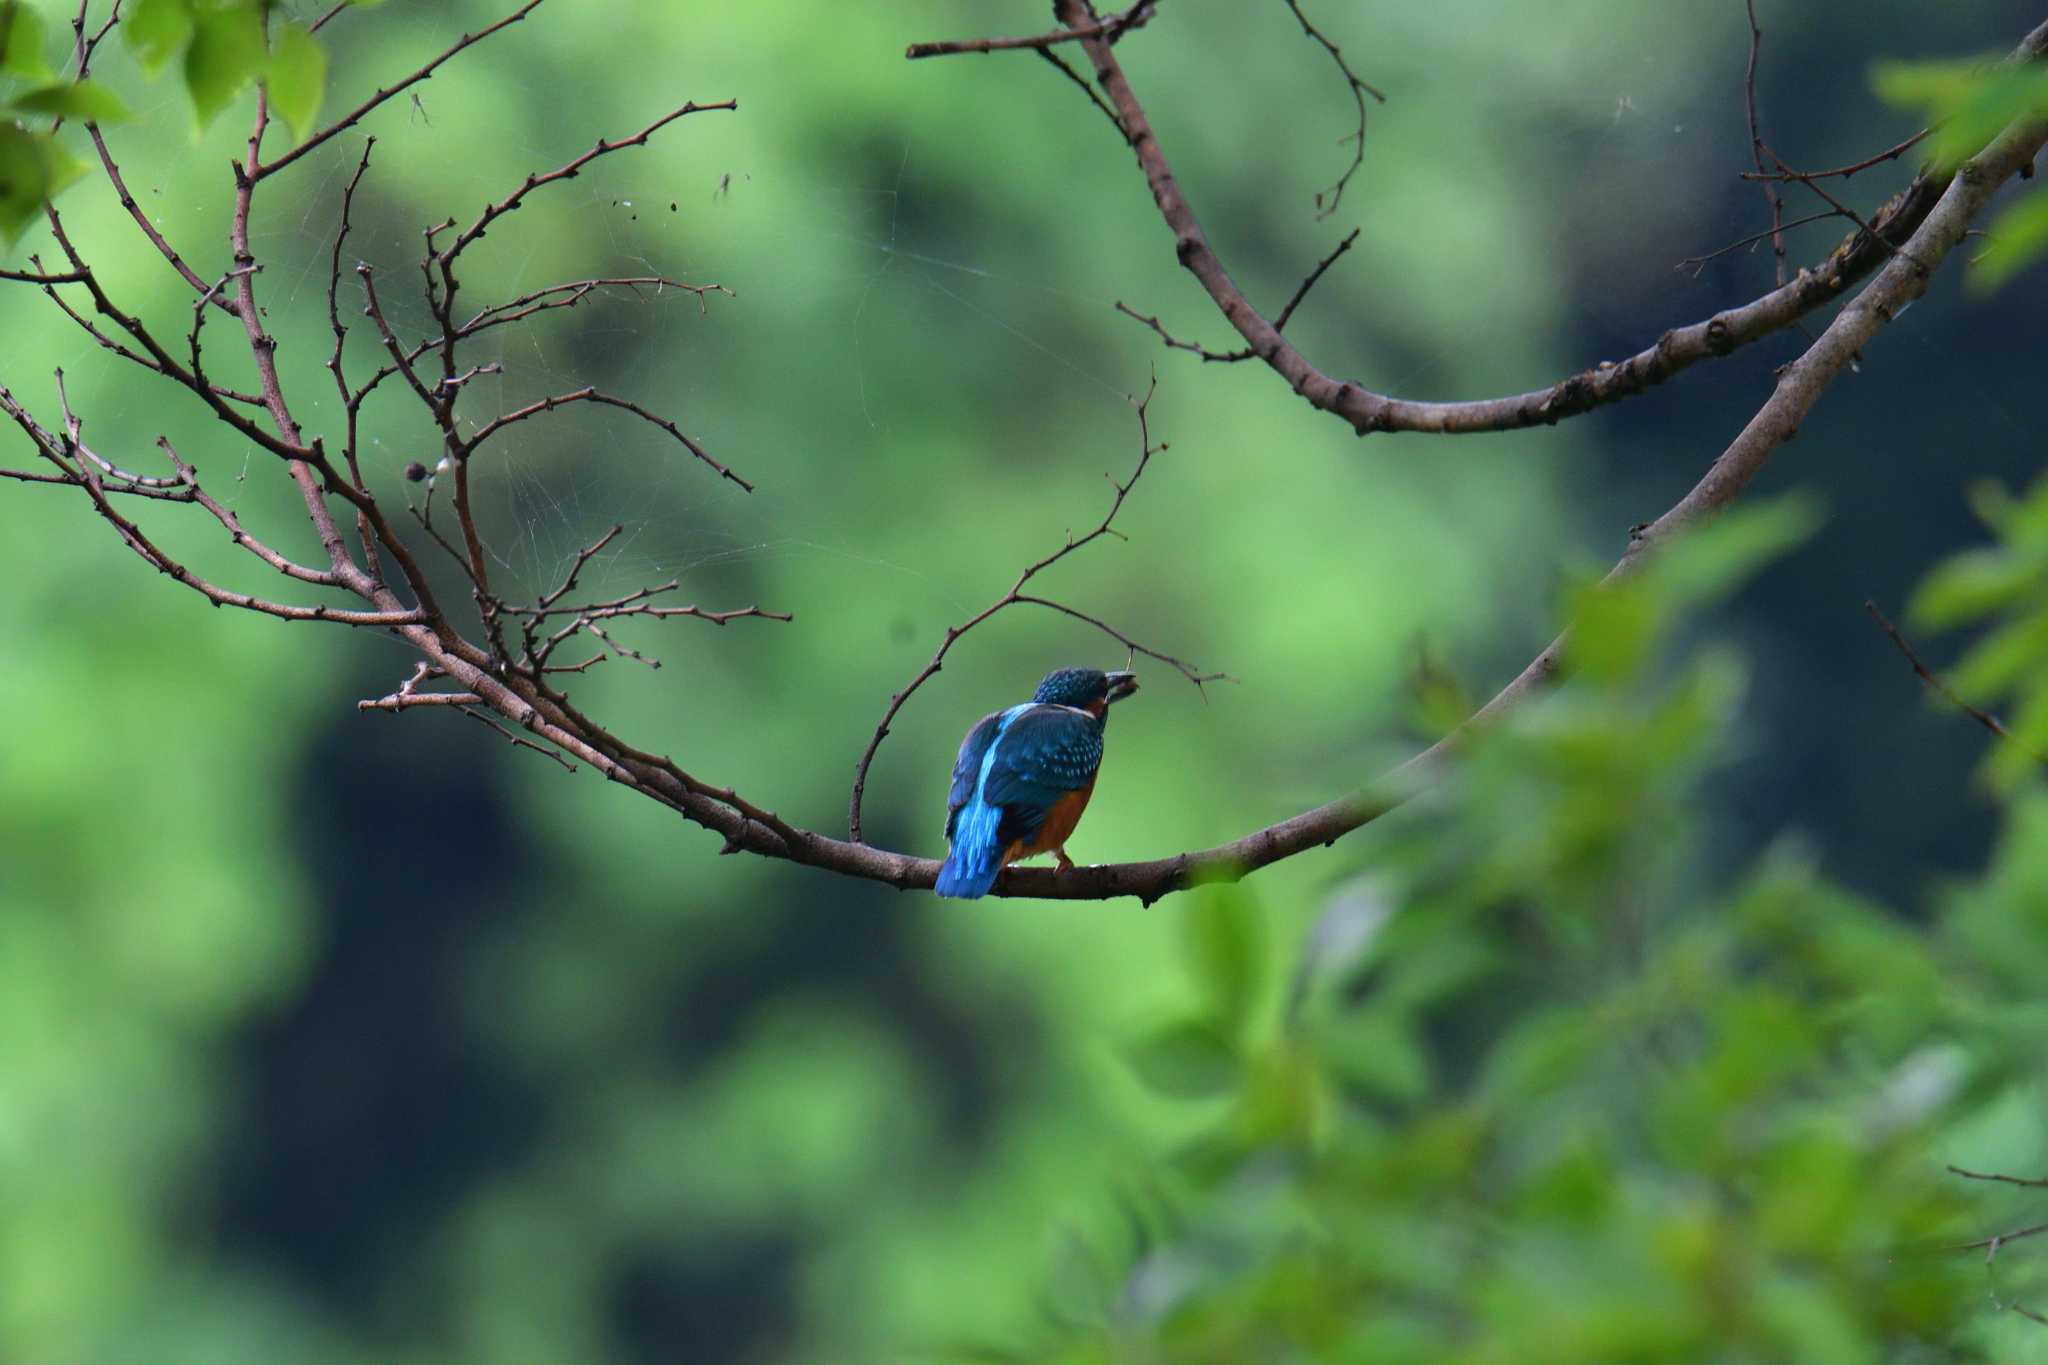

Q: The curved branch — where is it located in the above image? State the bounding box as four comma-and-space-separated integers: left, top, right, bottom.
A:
1010, 596, 1231, 689
463, 386, 750, 491
760, 66, 2045, 902
21, 4, 2043, 912
906, 2, 1155, 60
256, 0, 549, 182
1020, 3, 2048, 438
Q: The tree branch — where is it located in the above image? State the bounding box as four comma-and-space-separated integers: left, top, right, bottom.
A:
1279, 0, 1386, 218
256, 0, 549, 181
906, 3, 1156, 60
1020, 4, 2048, 438
1865, 600, 2045, 762
1743, 0, 1790, 286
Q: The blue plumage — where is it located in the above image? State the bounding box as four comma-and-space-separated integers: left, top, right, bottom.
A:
936, 667, 1139, 900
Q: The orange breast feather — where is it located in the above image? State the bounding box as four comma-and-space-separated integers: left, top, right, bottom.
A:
1004, 774, 1099, 865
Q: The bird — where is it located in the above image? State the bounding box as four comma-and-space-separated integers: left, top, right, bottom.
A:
935, 666, 1139, 899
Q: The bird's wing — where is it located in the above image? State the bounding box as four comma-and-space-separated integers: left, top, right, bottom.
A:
945, 709, 1008, 840
982, 705, 1104, 845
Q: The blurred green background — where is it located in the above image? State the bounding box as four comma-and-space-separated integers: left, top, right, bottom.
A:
3, 1, 2048, 1361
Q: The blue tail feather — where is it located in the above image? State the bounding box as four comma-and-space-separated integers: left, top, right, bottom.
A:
936, 798, 1003, 899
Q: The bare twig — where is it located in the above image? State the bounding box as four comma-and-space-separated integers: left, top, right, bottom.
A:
846, 380, 1221, 844
437, 101, 737, 274
17, 4, 2046, 908
463, 386, 751, 491
1960, 1223, 2048, 1255
257, 0, 551, 180
1280, 0, 1386, 218
70, 0, 120, 78
309, 1, 352, 36
84, 122, 240, 313
461, 705, 578, 772
1949, 1165, 2048, 1189
1743, 0, 1789, 286
359, 690, 485, 711
159, 437, 341, 587
1113, 304, 1253, 363
457, 276, 730, 337
1110, 226, 1362, 364
1678, 209, 1842, 276
907, 3, 1156, 59
1274, 227, 1361, 330
2, 384, 418, 626
1012, 596, 1231, 689
1033, 47, 1123, 133
0, 266, 90, 284
1742, 126, 1937, 182
1767, 146, 1925, 271
1028, 4, 2048, 438
1866, 601, 2045, 762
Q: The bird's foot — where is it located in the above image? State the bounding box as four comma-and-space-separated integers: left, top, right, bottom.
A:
1055, 849, 1076, 873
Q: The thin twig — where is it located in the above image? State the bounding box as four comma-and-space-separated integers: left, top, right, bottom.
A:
1274, 227, 1361, 330
0, 267, 89, 284
1111, 227, 1359, 361
437, 101, 737, 273
1864, 601, 2043, 762
906, 2, 1156, 59
846, 380, 1223, 844
1741, 127, 1935, 183
1280, 0, 1386, 218
1960, 1223, 2048, 1255
461, 706, 578, 772
1949, 1165, 2048, 1189
1678, 209, 1842, 276
1012, 596, 1232, 689
1769, 147, 1925, 271
463, 386, 751, 491
1113, 304, 1252, 363
1033, 46, 1123, 134
1743, 0, 1789, 286
1052, 3, 2048, 437
308, 1, 352, 36
258, 0, 551, 180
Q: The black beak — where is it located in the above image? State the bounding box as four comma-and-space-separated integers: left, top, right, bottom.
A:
1104, 670, 1139, 703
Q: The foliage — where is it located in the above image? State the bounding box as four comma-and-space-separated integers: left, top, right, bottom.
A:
1910, 476, 2048, 789
3, 2, 2047, 1363
980, 507, 2048, 1362
1874, 51, 2048, 289
0, 0, 328, 244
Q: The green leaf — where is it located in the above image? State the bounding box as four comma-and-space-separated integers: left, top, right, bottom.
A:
123, 0, 193, 75
1567, 574, 1659, 684
1949, 613, 2048, 702
1970, 192, 2048, 293
183, 0, 265, 129
264, 21, 324, 144
1572, 498, 1821, 685
5, 79, 135, 122
1181, 886, 1263, 1035
0, 123, 51, 244
1651, 495, 1825, 607
0, 122, 82, 246
0, 0, 53, 80
1907, 547, 2037, 629
1316, 1008, 1431, 1104
1124, 1019, 1239, 1100
1872, 57, 2048, 168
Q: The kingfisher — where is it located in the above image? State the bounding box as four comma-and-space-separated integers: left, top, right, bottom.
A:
935, 666, 1140, 899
